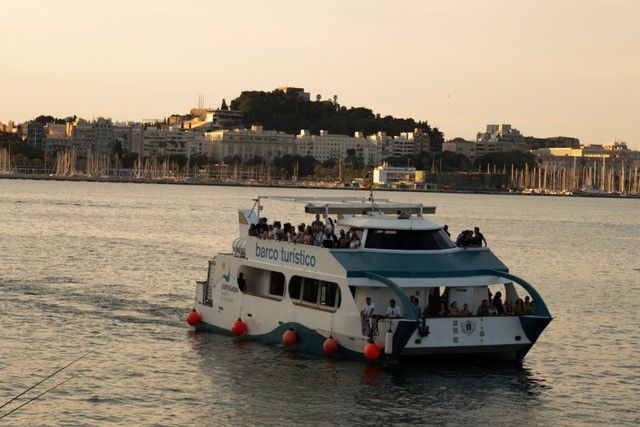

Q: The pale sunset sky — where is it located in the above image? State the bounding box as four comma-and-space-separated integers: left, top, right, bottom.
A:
1, 0, 638, 147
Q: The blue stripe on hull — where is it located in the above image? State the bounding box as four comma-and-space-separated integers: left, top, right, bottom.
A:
195, 321, 365, 361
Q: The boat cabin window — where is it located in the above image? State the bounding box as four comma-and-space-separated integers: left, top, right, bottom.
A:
288, 276, 341, 310
237, 265, 285, 301
269, 272, 285, 297
364, 228, 455, 250
289, 276, 302, 300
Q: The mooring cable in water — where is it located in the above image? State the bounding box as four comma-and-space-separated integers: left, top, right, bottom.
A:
0, 376, 74, 420
0, 344, 103, 412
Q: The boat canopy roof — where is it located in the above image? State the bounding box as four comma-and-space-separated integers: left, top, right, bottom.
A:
304, 203, 435, 216
337, 213, 442, 231
348, 275, 512, 288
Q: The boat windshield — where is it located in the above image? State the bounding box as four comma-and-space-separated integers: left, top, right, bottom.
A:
364, 228, 455, 250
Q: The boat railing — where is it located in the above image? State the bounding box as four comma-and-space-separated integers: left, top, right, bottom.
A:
232, 237, 247, 257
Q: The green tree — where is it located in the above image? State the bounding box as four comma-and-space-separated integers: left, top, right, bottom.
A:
228, 89, 444, 144
433, 151, 473, 171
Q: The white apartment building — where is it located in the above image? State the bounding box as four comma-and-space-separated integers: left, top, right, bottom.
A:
297, 130, 382, 166
132, 127, 208, 158
71, 121, 94, 156
93, 118, 113, 157
443, 124, 529, 160
390, 129, 431, 157
205, 125, 297, 162
442, 138, 477, 159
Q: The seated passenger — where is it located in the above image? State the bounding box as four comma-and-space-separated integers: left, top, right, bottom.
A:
503, 299, 514, 315
269, 221, 282, 239
256, 217, 268, 235
476, 299, 491, 316
385, 299, 401, 318
312, 225, 323, 246
349, 232, 361, 249
524, 296, 534, 313
459, 303, 472, 316
455, 230, 473, 248
302, 226, 314, 245
293, 224, 306, 243
396, 210, 410, 219
448, 301, 459, 316
514, 298, 526, 315
492, 291, 504, 315
321, 230, 335, 248
337, 229, 349, 248
248, 223, 258, 237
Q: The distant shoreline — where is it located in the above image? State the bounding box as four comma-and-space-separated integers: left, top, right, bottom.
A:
1, 173, 638, 199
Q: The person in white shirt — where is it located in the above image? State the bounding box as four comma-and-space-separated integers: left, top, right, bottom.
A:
385, 299, 401, 318
360, 297, 375, 335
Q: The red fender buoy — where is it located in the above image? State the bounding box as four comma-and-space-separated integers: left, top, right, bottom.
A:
231, 318, 247, 336
364, 342, 381, 361
186, 310, 201, 326
282, 328, 297, 346
323, 336, 339, 355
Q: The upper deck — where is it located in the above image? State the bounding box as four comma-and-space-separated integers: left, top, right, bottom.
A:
233, 196, 509, 285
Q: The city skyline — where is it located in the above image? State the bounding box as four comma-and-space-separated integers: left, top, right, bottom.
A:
1, 0, 638, 148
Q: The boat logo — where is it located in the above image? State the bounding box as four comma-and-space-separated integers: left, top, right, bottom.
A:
461, 320, 476, 335
221, 261, 231, 282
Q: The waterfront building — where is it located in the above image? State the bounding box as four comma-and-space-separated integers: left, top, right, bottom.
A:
71, 120, 94, 156
443, 124, 529, 161
442, 138, 478, 159
26, 121, 46, 150
373, 162, 418, 186
44, 123, 72, 154
132, 127, 208, 159
186, 105, 244, 131
297, 130, 383, 166
206, 125, 297, 162
93, 118, 113, 157
113, 123, 134, 152
390, 129, 432, 157
367, 131, 394, 159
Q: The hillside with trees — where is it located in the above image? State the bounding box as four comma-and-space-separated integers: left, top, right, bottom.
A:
229, 89, 444, 147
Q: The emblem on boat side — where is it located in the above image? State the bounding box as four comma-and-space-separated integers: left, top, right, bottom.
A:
461, 320, 476, 335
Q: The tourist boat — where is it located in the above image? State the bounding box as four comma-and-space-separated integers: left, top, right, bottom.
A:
188, 195, 552, 362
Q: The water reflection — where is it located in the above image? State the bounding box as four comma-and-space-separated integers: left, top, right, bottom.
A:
191, 333, 549, 424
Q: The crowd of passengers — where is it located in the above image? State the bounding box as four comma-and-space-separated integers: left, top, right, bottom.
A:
449, 226, 488, 248
247, 214, 361, 249
361, 290, 534, 321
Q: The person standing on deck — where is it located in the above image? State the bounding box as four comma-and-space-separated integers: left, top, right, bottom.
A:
473, 226, 487, 247
385, 299, 401, 318
361, 297, 375, 335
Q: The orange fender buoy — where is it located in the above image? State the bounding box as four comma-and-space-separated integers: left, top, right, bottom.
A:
322, 336, 339, 355
186, 310, 201, 326
282, 328, 297, 346
364, 342, 381, 361
231, 318, 247, 336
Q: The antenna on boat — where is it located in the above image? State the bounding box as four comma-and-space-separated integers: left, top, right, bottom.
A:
363, 173, 378, 214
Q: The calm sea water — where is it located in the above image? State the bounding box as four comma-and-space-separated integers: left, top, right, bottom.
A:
0, 179, 638, 426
